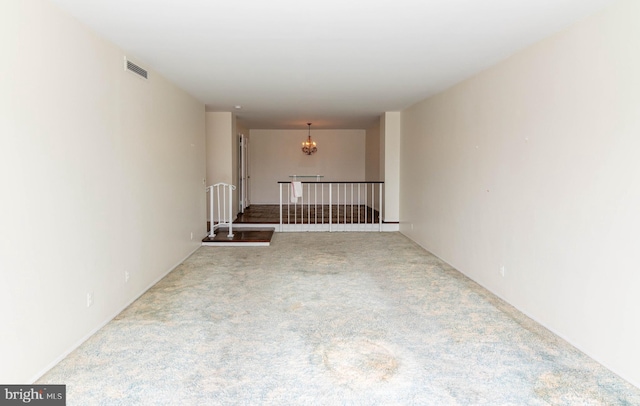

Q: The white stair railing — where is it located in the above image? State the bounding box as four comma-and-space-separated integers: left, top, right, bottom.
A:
278, 181, 383, 232
207, 183, 236, 238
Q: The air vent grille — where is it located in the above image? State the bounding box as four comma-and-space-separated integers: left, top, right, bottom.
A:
126, 59, 148, 79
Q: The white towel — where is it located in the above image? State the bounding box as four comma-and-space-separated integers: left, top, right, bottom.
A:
291, 181, 303, 203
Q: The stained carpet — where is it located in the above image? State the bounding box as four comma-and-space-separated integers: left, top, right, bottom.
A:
38, 233, 640, 405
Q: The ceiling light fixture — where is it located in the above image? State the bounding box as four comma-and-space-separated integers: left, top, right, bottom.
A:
301, 123, 317, 155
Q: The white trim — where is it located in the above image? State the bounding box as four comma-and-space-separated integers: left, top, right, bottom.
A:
416, 239, 640, 391
230, 222, 399, 232
500, 289, 639, 389
28, 245, 201, 384
201, 242, 270, 247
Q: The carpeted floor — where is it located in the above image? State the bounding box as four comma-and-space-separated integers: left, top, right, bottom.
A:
38, 233, 640, 405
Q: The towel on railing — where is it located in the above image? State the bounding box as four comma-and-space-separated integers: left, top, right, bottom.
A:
291, 181, 303, 203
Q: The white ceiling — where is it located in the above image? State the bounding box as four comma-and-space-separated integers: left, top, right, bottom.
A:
50, 0, 615, 129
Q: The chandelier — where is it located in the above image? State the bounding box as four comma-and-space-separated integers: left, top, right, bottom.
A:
301, 123, 317, 155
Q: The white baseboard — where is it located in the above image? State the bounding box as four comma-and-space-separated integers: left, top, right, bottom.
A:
29, 245, 201, 384
232, 223, 399, 232
409, 235, 640, 391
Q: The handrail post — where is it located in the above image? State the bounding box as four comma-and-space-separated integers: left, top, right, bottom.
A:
321, 184, 324, 225
350, 183, 354, 231
343, 183, 347, 227
365, 184, 368, 225
308, 183, 311, 230
216, 186, 221, 234
227, 184, 234, 238
208, 186, 214, 237
279, 183, 283, 232
379, 182, 383, 232
336, 183, 339, 231
329, 183, 332, 232
208, 183, 236, 238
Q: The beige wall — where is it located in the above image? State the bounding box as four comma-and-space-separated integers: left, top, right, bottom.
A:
382, 112, 401, 222
365, 119, 381, 181
205, 112, 243, 218
365, 119, 382, 211
206, 112, 234, 185
231, 115, 239, 215
0, 0, 206, 383
400, 0, 640, 386
249, 129, 366, 203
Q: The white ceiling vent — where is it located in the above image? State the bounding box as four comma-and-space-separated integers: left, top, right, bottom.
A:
124, 57, 148, 79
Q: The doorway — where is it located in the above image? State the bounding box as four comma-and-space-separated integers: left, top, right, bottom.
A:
238, 133, 250, 213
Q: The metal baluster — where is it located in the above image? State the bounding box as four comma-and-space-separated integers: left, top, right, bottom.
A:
350, 183, 354, 229
217, 185, 221, 233
365, 184, 368, 224
358, 184, 361, 225
371, 185, 375, 228
227, 184, 234, 237
330, 183, 333, 232
287, 184, 291, 226
307, 183, 310, 228
279, 183, 283, 232
343, 183, 347, 227
379, 183, 383, 231
208, 186, 214, 237
321, 183, 324, 225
